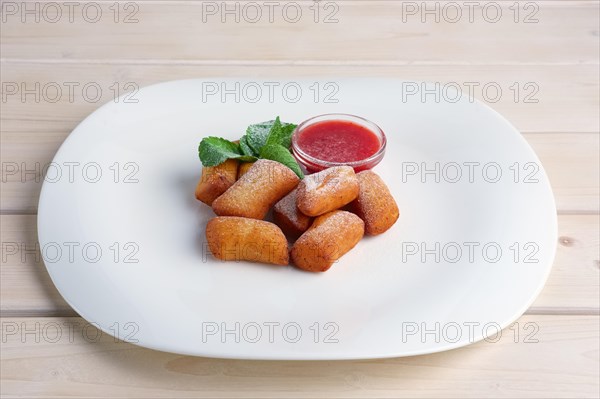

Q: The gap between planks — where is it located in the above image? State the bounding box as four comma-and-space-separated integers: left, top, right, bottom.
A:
2, 59, 600, 67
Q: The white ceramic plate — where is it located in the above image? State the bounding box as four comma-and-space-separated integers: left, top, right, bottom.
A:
38, 79, 556, 359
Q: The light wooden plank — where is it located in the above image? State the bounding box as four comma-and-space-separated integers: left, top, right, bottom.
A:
1, 63, 598, 134
1, 214, 598, 316
532, 214, 600, 314
2, 132, 597, 213
526, 133, 600, 212
0, 215, 74, 316
1, 315, 598, 398
1, 1, 598, 64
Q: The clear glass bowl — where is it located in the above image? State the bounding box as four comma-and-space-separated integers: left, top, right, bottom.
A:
291, 113, 387, 173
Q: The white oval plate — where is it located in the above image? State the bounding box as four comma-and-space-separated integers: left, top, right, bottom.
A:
38, 79, 556, 359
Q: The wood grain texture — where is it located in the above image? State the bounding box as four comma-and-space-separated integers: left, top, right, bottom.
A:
1, 1, 598, 64
526, 133, 599, 212
1, 63, 598, 134
2, 131, 598, 213
1, 315, 598, 398
1, 214, 598, 316
0, 215, 74, 316
533, 214, 600, 314
1, 1, 598, 396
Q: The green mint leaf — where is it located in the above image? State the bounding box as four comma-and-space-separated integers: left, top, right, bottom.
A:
260, 143, 304, 179
265, 116, 297, 149
279, 123, 297, 149
246, 121, 275, 153
239, 134, 258, 157
246, 118, 297, 153
264, 117, 283, 147
199, 137, 256, 167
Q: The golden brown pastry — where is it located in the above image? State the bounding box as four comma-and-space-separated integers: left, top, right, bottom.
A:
291, 210, 364, 272
212, 159, 299, 219
195, 159, 239, 206
273, 188, 313, 238
350, 170, 399, 235
237, 162, 255, 179
296, 166, 359, 217
206, 217, 289, 265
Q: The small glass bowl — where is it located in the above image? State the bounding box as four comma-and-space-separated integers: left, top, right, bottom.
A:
291, 113, 387, 173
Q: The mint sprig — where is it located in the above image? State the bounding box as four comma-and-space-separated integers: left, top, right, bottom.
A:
245, 118, 297, 153
198, 117, 303, 178
245, 121, 275, 154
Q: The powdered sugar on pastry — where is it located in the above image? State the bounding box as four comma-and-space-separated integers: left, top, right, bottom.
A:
291, 210, 364, 272
350, 170, 399, 235
296, 166, 359, 217
212, 159, 299, 219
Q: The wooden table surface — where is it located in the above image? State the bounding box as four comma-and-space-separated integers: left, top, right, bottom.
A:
1, 1, 599, 397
